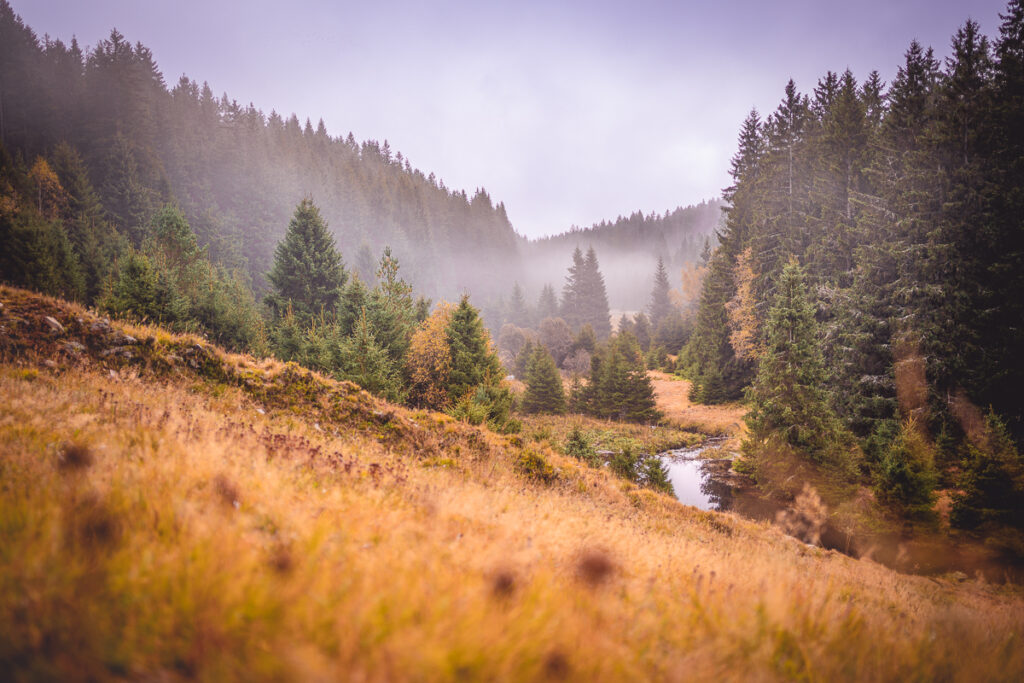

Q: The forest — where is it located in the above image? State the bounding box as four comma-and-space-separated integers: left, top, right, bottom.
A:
2, 0, 1024, 678
675, 11, 1024, 553
2, 0, 1023, 542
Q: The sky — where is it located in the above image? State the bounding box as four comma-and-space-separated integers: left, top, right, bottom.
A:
12, 0, 1012, 238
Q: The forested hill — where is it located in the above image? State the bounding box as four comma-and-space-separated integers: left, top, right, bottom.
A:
525, 200, 723, 310
0, 2, 522, 300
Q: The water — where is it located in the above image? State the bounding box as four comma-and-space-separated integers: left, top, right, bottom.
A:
658, 441, 1024, 582
663, 458, 735, 511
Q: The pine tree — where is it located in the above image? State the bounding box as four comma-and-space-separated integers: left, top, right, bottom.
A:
560, 246, 586, 329
507, 281, 529, 327
581, 246, 612, 338
266, 198, 347, 323
445, 294, 503, 401
537, 283, 559, 320
521, 345, 566, 414
648, 256, 672, 328
744, 262, 851, 470
341, 308, 404, 403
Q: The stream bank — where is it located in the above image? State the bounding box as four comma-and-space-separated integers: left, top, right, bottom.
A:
658, 439, 1024, 583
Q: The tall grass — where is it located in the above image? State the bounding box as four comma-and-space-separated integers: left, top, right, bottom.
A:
1, 366, 1022, 681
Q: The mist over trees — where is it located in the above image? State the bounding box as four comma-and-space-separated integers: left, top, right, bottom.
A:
680, 6, 1024, 546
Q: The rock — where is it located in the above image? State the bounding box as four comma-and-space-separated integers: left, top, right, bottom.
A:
60, 341, 86, 354
43, 359, 58, 369
43, 316, 64, 334
113, 333, 137, 345
99, 346, 134, 360
90, 321, 112, 335
949, 571, 969, 583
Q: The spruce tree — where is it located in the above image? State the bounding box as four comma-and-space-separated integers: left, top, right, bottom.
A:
744, 262, 850, 469
537, 283, 559, 320
581, 246, 612, 338
507, 281, 529, 327
266, 198, 346, 323
648, 256, 672, 328
342, 308, 404, 403
560, 246, 586, 330
445, 294, 503, 401
521, 345, 566, 415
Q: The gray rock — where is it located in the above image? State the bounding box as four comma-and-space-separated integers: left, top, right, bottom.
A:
43, 316, 64, 334
60, 341, 87, 354
100, 346, 134, 360
90, 321, 112, 335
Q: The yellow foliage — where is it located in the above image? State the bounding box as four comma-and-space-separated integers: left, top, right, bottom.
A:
726, 247, 760, 361
671, 261, 707, 314
406, 301, 455, 410
28, 157, 67, 220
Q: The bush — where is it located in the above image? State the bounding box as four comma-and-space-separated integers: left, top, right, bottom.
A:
514, 450, 557, 484
564, 426, 600, 467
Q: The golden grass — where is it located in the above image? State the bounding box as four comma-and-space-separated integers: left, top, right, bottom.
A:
2, 287, 1023, 681
520, 412, 700, 456
2, 368, 1024, 680
649, 371, 747, 442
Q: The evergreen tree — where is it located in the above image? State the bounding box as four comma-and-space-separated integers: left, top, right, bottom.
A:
265, 198, 347, 323
537, 283, 559, 320
581, 246, 612, 338
341, 308, 404, 403
744, 262, 851, 470
648, 256, 672, 328
521, 345, 566, 415
560, 246, 586, 330
507, 281, 530, 327
445, 294, 503, 401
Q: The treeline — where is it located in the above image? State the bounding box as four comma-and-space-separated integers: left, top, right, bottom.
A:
523, 200, 722, 310
0, 1, 521, 301
680, 5, 1024, 550
497, 248, 685, 425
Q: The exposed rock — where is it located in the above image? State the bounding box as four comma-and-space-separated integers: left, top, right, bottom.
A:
60, 341, 87, 355
43, 316, 64, 334
99, 346, 134, 360
112, 333, 137, 345
90, 321, 112, 335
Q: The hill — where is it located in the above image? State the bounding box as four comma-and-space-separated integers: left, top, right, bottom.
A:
524, 200, 723, 311
0, 1, 521, 301
2, 285, 1022, 680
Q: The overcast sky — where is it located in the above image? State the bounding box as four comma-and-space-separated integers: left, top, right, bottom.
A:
13, 0, 1011, 238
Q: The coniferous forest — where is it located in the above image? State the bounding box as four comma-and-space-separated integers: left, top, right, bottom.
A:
3, 0, 1024, 679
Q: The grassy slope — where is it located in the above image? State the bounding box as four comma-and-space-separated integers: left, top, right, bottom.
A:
1, 286, 1022, 681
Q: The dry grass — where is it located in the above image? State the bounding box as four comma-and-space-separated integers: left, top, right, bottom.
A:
1, 287, 1023, 681
2, 366, 1022, 681
649, 371, 747, 442
520, 412, 700, 456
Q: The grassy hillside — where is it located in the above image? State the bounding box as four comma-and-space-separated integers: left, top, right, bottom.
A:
1, 285, 1022, 681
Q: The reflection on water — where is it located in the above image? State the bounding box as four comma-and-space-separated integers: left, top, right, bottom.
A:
663, 458, 734, 511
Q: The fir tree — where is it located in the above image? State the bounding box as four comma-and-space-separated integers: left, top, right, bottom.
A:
581, 246, 612, 338
744, 262, 851, 470
342, 308, 404, 403
266, 198, 346, 323
537, 283, 559, 320
521, 345, 566, 415
445, 294, 503, 401
648, 256, 672, 328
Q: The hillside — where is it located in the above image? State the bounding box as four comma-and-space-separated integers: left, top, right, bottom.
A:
0, 2, 521, 301
523, 200, 723, 311
2, 285, 1022, 681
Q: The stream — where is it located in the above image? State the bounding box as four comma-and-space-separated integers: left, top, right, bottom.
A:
657, 439, 1024, 583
